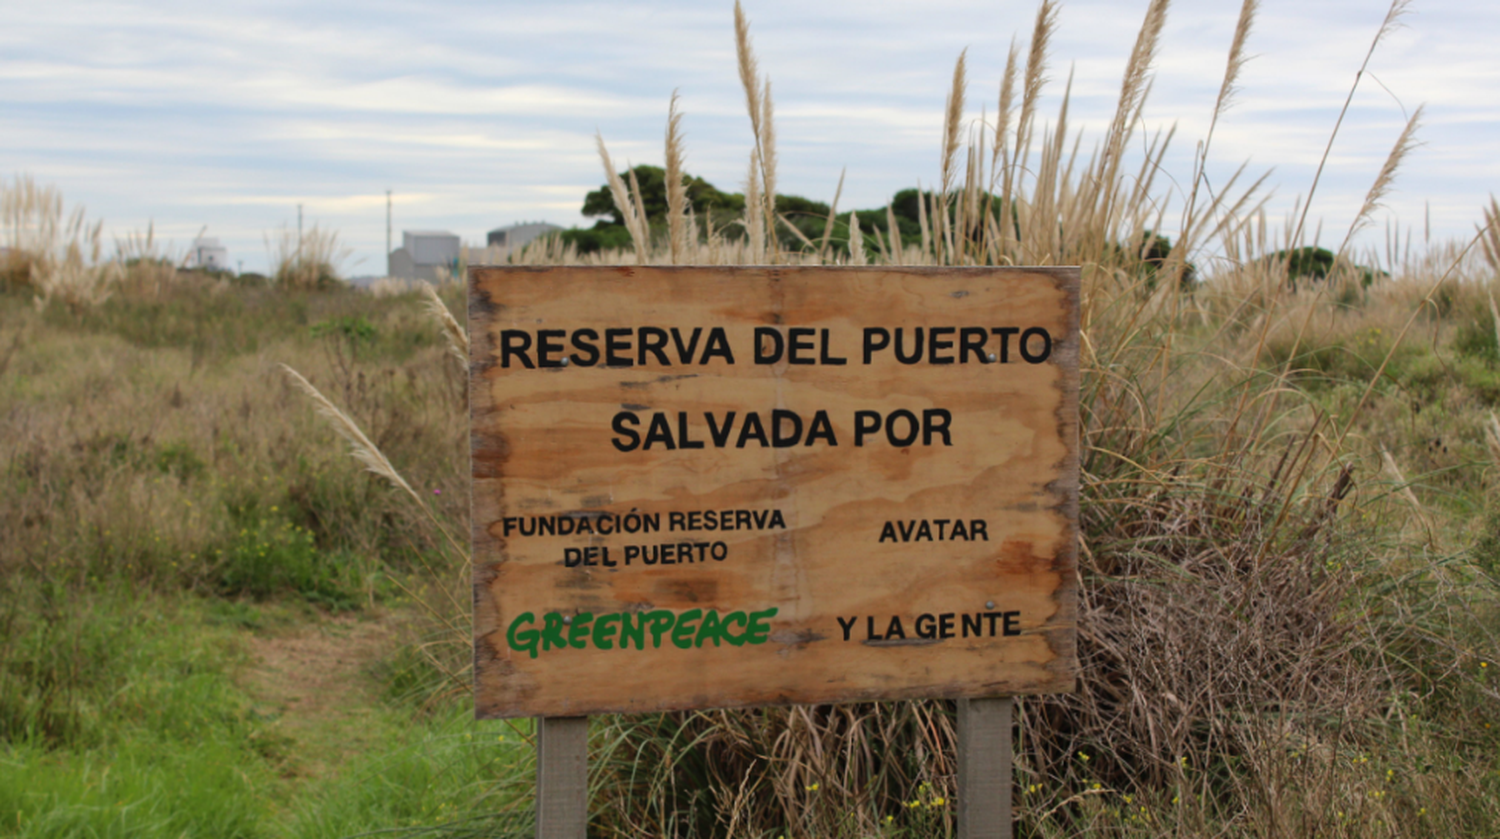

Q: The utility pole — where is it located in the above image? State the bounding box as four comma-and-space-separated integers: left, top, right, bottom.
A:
297, 203, 304, 265
386, 189, 393, 269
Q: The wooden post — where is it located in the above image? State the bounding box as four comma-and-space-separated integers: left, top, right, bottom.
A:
956, 697, 1013, 839
535, 716, 589, 839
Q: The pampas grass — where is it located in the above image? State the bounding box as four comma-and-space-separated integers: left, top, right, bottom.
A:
1171, 0, 1258, 287
734, 0, 778, 262
1, 175, 123, 309
376, 2, 1500, 835
1014, 0, 1058, 200
595, 133, 647, 263
1338, 104, 1424, 256
665, 91, 689, 265
939, 49, 968, 203
279, 360, 476, 702
280, 364, 421, 505
1288, 0, 1413, 257
744, 152, 764, 258
846, 211, 865, 266
1480, 195, 1500, 274
280, 360, 465, 558
266, 223, 349, 290
420, 281, 469, 376
817, 168, 845, 260
2, 175, 63, 261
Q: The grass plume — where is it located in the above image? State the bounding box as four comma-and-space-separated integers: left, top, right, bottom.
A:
940, 48, 968, 200
817, 168, 845, 260
1014, 0, 1059, 194
596, 132, 647, 264
1338, 104, 1424, 255
487, 4, 1500, 836
665, 91, 688, 264
1288, 0, 1414, 257
847, 211, 865, 265
420, 280, 469, 375
1480, 195, 1500, 273
279, 364, 420, 505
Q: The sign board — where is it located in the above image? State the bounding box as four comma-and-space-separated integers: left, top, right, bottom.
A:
470, 266, 1078, 719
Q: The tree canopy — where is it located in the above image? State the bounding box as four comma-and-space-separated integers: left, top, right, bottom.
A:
558, 170, 1192, 281
580, 165, 744, 226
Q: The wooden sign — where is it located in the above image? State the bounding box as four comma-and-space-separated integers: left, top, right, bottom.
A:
471, 266, 1078, 719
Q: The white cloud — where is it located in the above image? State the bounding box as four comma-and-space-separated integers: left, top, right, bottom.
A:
0, 0, 1495, 274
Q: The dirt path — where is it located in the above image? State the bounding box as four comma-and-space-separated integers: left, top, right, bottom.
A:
241, 611, 405, 781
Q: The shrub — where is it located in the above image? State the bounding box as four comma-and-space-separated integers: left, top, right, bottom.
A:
210, 516, 371, 610
268, 223, 349, 290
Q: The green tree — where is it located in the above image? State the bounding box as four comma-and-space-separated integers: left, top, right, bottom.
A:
557, 223, 635, 255
581, 165, 744, 226
1267, 246, 1386, 291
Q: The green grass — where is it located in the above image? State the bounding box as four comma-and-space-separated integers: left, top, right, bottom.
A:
3, 270, 1499, 836
7, 20, 1500, 823
0, 737, 271, 839
278, 715, 533, 839
0, 583, 531, 839
38, 280, 444, 370
0, 270, 502, 838
212, 517, 381, 611
0, 586, 270, 837
0, 583, 248, 749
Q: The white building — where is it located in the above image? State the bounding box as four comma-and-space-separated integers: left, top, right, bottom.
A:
187, 237, 229, 271
460, 222, 563, 266
486, 222, 561, 251
388, 230, 461, 282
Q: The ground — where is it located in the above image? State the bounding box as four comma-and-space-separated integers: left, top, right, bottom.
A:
242, 610, 406, 782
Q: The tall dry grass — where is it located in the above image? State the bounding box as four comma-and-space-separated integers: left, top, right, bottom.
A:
267, 222, 350, 289
1, 175, 121, 310
481, 1, 1500, 836
0, 279, 468, 606
236, 0, 1500, 834
1, 178, 252, 314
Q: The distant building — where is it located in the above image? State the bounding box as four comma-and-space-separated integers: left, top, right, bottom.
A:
460, 222, 563, 267
389, 230, 460, 281
187, 237, 229, 271
486, 222, 562, 252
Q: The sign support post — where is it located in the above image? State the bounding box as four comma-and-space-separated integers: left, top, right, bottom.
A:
956, 696, 1014, 839
535, 715, 589, 839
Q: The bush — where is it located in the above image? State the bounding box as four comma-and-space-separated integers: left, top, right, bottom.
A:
1267, 246, 1386, 291
210, 517, 371, 610
557, 223, 635, 255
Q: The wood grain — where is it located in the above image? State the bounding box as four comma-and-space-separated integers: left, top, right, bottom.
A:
471, 266, 1078, 718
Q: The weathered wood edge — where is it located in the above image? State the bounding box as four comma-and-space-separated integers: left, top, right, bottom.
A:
468, 264, 1083, 718
1046, 266, 1081, 695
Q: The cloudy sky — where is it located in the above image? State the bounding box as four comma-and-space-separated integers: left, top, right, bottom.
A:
2, 0, 1495, 276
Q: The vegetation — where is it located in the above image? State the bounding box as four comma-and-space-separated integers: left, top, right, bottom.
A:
2, 0, 1499, 836
559, 173, 1043, 263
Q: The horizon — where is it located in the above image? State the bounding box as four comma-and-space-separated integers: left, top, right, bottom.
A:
3, 0, 1495, 276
